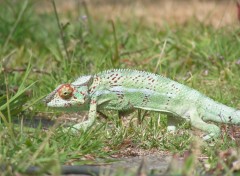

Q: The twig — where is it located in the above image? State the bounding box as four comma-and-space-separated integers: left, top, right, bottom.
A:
82, 0, 93, 33
110, 20, 119, 67
154, 39, 167, 73
120, 47, 149, 57
51, 0, 70, 60
2, 67, 50, 75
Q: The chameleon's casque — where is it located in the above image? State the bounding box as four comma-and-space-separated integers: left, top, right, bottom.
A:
45, 69, 240, 140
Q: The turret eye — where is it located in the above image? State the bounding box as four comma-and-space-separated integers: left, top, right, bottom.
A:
58, 84, 74, 99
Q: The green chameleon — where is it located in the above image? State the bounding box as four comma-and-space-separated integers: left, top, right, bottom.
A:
44, 69, 240, 140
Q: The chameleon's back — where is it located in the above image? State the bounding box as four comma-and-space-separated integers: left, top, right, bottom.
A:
93, 69, 240, 125
93, 69, 200, 116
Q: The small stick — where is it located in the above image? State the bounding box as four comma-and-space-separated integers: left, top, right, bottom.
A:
51, 0, 70, 60
154, 39, 167, 73
2, 67, 50, 75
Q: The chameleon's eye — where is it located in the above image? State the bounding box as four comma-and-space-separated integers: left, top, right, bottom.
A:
58, 84, 74, 100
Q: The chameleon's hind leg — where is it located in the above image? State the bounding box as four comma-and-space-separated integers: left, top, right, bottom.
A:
186, 110, 221, 140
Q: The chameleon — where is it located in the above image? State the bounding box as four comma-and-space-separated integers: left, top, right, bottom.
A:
44, 69, 240, 140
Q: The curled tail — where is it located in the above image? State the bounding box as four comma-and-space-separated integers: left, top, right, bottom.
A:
199, 96, 240, 125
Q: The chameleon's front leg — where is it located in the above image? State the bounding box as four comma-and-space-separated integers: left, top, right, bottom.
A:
69, 97, 97, 132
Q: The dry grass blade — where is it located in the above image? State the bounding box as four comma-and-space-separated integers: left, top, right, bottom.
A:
154, 40, 167, 73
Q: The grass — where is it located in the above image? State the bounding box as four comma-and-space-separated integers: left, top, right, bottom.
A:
0, 0, 240, 175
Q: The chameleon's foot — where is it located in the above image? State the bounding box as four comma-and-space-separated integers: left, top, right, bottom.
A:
186, 110, 221, 141
167, 125, 176, 133
202, 134, 215, 141
201, 125, 220, 141
202, 132, 219, 141
64, 122, 91, 133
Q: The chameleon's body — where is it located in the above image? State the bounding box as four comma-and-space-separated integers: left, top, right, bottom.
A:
45, 69, 240, 140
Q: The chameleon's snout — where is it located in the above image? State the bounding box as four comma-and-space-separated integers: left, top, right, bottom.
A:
43, 91, 57, 104
43, 84, 63, 105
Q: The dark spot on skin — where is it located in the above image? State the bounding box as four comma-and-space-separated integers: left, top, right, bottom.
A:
80, 91, 85, 95
142, 94, 150, 105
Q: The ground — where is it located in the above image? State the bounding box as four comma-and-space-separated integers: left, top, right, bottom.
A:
0, 0, 240, 175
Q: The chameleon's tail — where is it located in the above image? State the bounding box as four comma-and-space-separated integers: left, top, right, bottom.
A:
200, 97, 240, 125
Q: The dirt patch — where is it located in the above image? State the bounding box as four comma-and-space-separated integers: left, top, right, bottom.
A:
108, 153, 173, 174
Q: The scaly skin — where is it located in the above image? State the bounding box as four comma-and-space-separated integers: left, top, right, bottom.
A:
44, 69, 240, 140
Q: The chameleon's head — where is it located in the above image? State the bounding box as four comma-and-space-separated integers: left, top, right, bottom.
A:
44, 75, 93, 109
